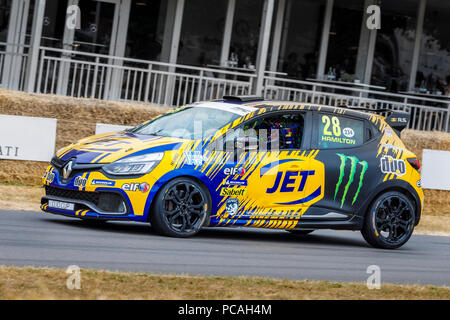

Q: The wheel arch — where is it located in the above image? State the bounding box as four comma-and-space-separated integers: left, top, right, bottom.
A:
144, 172, 213, 224
357, 180, 422, 226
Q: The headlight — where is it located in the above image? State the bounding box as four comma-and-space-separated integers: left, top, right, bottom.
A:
103, 152, 164, 175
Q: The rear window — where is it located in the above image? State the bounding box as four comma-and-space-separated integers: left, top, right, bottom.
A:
317, 114, 364, 149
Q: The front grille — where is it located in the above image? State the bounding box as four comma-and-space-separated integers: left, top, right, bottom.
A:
50, 156, 104, 183
44, 186, 126, 213
45, 185, 100, 205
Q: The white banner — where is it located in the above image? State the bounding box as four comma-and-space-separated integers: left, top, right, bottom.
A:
95, 123, 132, 135
0, 115, 57, 162
421, 149, 450, 191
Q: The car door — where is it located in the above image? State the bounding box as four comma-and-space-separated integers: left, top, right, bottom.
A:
310, 111, 380, 216
216, 110, 325, 220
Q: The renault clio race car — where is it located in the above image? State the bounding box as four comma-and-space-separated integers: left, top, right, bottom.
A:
41, 96, 423, 249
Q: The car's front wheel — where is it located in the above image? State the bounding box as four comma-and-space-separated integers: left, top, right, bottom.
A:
150, 177, 210, 237
362, 191, 416, 249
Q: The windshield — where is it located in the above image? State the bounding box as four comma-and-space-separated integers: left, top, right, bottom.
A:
132, 106, 241, 139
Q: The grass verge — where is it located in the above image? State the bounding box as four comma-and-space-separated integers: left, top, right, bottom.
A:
0, 265, 448, 300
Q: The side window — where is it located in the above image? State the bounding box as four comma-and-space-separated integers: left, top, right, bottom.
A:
365, 121, 381, 142
242, 113, 305, 150
317, 113, 364, 149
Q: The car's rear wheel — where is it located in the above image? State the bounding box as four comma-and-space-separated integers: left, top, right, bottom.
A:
287, 229, 314, 235
362, 191, 415, 249
150, 177, 210, 237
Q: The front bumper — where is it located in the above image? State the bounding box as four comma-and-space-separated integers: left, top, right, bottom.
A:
40, 185, 141, 220
40, 203, 135, 221
42, 185, 128, 215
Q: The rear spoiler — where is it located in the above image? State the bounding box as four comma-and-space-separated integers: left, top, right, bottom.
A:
339, 105, 410, 133
385, 111, 410, 133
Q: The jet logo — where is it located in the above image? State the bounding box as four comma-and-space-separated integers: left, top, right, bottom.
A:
266, 170, 315, 194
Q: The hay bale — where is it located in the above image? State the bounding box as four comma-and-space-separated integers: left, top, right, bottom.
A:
0, 89, 170, 185
0, 89, 170, 150
401, 129, 450, 162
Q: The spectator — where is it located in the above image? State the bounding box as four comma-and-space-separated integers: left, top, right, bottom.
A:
445, 75, 450, 96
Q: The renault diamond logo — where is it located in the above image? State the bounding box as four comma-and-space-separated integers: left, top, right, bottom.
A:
62, 160, 74, 179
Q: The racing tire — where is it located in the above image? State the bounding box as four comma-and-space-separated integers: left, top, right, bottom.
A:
361, 191, 415, 249
287, 229, 314, 235
150, 177, 211, 238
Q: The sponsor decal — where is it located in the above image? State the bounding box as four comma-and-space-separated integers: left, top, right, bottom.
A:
91, 179, 115, 186
225, 198, 239, 215
335, 153, 368, 208
380, 156, 406, 177
266, 170, 315, 194
139, 183, 150, 193
122, 182, 150, 192
391, 117, 407, 123
342, 127, 355, 138
225, 179, 247, 186
74, 176, 87, 187
417, 180, 422, 188
384, 127, 393, 137
220, 187, 247, 197
381, 143, 403, 151
223, 166, 246, 176
319, 115, 358, 146
45, 171, 55, 183
184, 151, 204, 166
257, 159, 324, 206
321, 136, 356, 145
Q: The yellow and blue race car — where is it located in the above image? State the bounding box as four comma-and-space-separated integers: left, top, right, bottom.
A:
41, 96, 423, 249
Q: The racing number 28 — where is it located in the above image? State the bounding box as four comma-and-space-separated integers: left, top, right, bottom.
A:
322, 115, 341, 136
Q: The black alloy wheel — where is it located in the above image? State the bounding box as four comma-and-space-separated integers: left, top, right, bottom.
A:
150, 177, 210, 237
362, 191, 415, 249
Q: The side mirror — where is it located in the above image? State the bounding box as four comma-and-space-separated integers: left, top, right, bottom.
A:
235, 136, 258, 152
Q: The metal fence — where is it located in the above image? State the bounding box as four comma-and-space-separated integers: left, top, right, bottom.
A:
0, 42, 29, 91
0, 46, 449, 132
263, 76, 450, 132
35, 47, 255, 106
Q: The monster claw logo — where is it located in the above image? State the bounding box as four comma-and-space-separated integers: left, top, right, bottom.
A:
334, 153, 368, 208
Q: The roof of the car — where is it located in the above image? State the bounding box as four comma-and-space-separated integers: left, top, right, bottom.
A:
211, 99, 382, 121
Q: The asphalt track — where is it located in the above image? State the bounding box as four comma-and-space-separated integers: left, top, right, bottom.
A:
0, 210, 449, 286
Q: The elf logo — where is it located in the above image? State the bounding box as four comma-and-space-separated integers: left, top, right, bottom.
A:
380, 156, 406, 177
224, 167, 246, 176
122, 182, 150, 192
